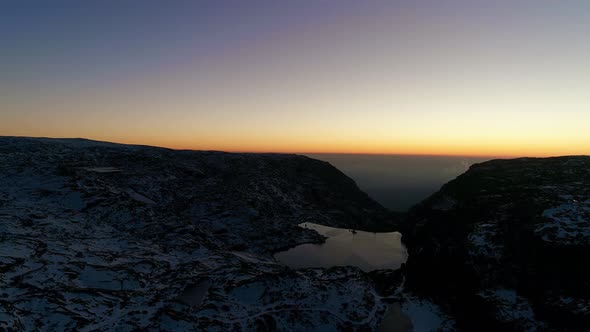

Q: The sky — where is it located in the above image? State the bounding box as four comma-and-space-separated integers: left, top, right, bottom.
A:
1, 1, 589, 157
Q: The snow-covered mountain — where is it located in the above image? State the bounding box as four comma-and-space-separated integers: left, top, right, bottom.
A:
0, 136, 396, 331
4, 137, 586, 331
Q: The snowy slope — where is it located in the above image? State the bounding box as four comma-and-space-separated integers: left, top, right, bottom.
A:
0, 136, 397, 331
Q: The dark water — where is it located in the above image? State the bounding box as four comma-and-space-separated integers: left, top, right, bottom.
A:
274, 222, 408, 272
276, 155, 480, 330
306, 154, 491, 211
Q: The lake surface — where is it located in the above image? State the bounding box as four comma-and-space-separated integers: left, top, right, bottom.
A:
305, 154, 491, 211
274, 222, 408, 272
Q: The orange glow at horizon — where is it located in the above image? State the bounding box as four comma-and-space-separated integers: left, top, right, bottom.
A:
1, 128, 587, 159
2, 2, 589, 158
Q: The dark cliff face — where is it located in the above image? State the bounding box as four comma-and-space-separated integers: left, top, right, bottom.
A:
402, 156, 590, 331
0, 136, 395, 331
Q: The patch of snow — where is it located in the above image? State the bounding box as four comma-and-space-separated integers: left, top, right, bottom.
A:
554, 296, 590, 316
535, 201, 590, 245
125, 188, 156, 204
467, 223, 502, 259
401, 298, 454, 332
81, 167, 122, 173
478, 288, 541, 330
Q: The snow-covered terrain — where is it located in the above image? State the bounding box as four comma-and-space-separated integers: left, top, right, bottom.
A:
535, 200, 590, 245
403, 156, 590, 331
0, 137, 403, 331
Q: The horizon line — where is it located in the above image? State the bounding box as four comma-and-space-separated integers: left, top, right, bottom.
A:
4, 135, 586, 160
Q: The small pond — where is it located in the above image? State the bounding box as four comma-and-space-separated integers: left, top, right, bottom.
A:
274, 222, 408, 272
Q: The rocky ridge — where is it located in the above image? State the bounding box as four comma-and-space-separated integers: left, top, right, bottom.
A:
0, 136, 397, 331
402, 156, 590, 331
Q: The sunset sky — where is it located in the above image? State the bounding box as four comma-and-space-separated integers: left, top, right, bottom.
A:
1, 1, 589, 157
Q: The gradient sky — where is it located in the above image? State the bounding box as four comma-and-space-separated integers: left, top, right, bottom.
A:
1, 1, 589, 156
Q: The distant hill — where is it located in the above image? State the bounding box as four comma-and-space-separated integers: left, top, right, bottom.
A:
402, 156, 590, 331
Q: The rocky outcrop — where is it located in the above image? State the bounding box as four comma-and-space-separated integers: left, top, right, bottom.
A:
0, 136, 395, 331
402, 156, 590, 331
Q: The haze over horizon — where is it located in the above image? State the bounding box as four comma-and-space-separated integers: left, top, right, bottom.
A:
2, 1, 589, 157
